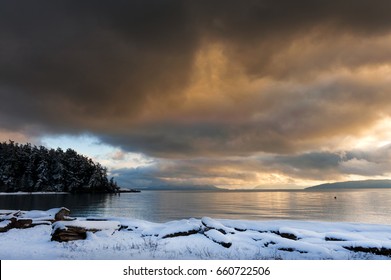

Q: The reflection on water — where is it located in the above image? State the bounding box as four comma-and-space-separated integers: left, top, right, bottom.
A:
0, 189, 390, 224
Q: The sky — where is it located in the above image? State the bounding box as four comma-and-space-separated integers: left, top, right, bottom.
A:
1, 0, 391, 189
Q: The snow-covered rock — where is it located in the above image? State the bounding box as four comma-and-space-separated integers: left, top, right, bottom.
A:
201, 217, 235, 234
204, 229, 232, 248
158, 219, 201, 239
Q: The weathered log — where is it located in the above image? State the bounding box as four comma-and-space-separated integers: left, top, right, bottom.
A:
51, 226, 87, 242
0, 207, 74, 234
325, 237, 347, 242
51, 220, 121, 242
0, 220, 13, 232
54, 207, 73, 221
0, 217, 49, 232
162, 229, 200, 239
278, 232, 298, 241
269, 230, 298, 240
278, 247, 307, 254
10, 218, 33, 229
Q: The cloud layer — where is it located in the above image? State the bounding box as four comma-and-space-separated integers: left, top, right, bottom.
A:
2, 1, 391, 188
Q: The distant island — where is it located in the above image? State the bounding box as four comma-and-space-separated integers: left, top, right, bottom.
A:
0, 141, 119, 193
306, 179, 391, 190
118, 188, 140, 193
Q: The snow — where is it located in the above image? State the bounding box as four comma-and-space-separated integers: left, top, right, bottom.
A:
203, 229, 232, 247
201, 216, 235, 234
0, 219, 11, 228
52, 220, 121, 232
0, 211, 22, 220
1, 209, 391, 260
23, 208, 64, 220
157, 219, 201, 238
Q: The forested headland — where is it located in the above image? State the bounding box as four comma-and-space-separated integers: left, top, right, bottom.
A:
0, 141, 119, 193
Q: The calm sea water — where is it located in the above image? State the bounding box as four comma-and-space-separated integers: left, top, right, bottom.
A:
1, 189, 391, 225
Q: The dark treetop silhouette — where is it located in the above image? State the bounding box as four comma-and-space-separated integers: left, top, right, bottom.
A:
0, 141, 119, 193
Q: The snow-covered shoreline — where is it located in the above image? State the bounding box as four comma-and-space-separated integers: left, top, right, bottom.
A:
1, 208, 391, 260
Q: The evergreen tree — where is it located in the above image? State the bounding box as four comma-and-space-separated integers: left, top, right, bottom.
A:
0, 140, 119, 193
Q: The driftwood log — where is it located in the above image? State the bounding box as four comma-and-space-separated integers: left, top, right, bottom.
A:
0, 207, 73, 233
51, 220, 121, 242
51, 226, 88, 242
54, 208, 72, 221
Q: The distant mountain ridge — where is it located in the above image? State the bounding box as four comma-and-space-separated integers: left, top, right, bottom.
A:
138, 184, 220, 191
306, 179, 391, 190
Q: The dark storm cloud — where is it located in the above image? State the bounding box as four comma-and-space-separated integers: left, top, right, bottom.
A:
0, 0, 199, 130
272, 152, 341, 171
2, 0, 391, 188
99, 75, 391, 157
111, 164, 218, 190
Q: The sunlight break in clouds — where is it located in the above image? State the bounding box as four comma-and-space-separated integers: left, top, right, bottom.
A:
41, 135, 154, 174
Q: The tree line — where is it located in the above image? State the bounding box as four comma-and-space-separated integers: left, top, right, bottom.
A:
0, 141, 119, 193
